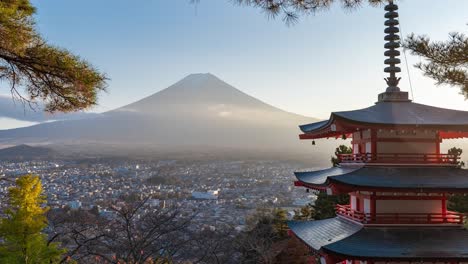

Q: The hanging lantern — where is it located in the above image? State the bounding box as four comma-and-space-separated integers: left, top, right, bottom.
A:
312, 140, 316, 145
342, 134, 347, 140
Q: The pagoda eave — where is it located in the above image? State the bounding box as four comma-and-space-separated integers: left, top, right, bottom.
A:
289, 218, 468, 262
296, 179, 468, 194
321, 248, 468, 263
299, 102, 468, 140
294, 180, 327, 191
328, 180, 468, 194
300, 117, 468, 140
321, 226, 468, 261
295, 166, 468, 194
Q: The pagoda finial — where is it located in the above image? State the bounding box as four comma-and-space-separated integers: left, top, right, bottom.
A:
377, 0, 410, 102
383, 0, 401, 92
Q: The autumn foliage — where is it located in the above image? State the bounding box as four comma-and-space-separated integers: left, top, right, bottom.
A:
0, 175, 64, 263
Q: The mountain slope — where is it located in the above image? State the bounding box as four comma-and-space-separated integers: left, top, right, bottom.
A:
0, 73, 318, 152
118, 73, 275, 111
0, 144, 57, 161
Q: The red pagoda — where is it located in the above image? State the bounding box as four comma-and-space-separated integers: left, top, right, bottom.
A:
289, 1, 468, 263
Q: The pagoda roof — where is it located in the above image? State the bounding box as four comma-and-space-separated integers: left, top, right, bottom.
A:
295, 167, 358, 188
288, 217, 362, 251
300, 101, 468, 139
295, 166, 468, 192
289, 217, 468, 261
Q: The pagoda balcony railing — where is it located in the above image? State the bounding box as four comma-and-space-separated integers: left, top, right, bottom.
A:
336, 204, 464, 225
337, 153, 460, 165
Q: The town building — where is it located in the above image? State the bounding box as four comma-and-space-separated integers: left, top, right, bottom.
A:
192, 190, 219, 200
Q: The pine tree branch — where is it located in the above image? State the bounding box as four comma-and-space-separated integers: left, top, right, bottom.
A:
403, 32, 468, 98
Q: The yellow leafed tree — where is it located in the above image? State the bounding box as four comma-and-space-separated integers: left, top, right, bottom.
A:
0, 174, 65, 263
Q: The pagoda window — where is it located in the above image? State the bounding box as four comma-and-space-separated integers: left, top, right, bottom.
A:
350, 195, 357, 210
363, 198, 371, 215
353, 143, 359, 155
365, 142, 372, 153
352, 130, 373, 155
349, 193, 373, 215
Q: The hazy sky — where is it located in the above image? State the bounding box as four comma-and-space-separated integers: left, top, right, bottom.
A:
11, 0, 468, 119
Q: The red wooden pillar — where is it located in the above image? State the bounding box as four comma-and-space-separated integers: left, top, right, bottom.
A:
442, 193, 447, 222
370, 192, 377, 223
371, 129, 377, 161
307, 256, 316, 264
359, 130, 364, 157
436, 131, 441, 154
322, 253, 340, 264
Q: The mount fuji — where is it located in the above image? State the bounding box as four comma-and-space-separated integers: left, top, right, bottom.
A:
0, 73, 319, 154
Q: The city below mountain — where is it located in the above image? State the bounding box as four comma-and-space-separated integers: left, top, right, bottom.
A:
0, 73, 327, 159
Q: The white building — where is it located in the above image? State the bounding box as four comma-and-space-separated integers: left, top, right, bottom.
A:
192, 190, 219, 200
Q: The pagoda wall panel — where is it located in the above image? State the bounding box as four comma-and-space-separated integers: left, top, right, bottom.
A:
376, 142, 436, 154
376, 200, 440, 214
353, 130, 372, 140
377, 130, 437, 139
353, 132, 361, 140
362, 129, 371, 139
